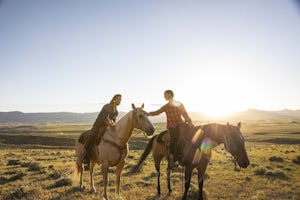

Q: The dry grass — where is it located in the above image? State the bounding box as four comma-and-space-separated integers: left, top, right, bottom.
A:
0, 120, 299, 200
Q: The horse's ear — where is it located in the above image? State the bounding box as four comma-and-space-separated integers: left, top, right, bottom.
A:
141, 103, 144, 109
237, 122, 241, 129
132, 104, 136, 110
227, 122, 229, 126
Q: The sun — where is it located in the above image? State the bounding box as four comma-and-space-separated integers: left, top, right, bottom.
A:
178, 69, 248, 119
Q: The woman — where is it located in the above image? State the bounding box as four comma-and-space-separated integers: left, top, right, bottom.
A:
82, 94, 122, 164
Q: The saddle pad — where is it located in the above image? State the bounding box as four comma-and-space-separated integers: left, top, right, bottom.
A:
78, 129, 103, 145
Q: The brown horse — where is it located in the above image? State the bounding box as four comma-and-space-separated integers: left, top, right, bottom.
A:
75, 104, 155, 200
132, 122, 249, 200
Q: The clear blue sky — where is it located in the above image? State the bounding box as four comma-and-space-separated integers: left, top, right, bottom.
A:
0, 0, 300, 116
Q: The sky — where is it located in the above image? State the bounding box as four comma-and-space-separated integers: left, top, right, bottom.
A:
0, 0, 300, 117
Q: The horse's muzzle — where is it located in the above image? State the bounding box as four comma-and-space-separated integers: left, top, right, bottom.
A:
145, 127, 155, 136
238, 156, 250, 168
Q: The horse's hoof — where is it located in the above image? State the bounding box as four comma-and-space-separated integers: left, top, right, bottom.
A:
90, 189, 97, 194
102, 193, 109, 200
79, 186, 85, 191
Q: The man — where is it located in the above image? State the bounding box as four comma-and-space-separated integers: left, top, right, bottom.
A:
82, 94, 122, 164
148, 90, 193, 166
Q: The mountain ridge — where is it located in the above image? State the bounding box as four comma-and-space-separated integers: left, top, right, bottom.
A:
0, 109, 299, 124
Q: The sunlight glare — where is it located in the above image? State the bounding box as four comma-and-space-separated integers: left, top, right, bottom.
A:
177, 68, 249, 118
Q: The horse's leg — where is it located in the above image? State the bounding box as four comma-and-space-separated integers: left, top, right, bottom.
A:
198, 177, 204, 200
76, 158, 84, 190
102, 161, 110, 200
197, 160, 209, 200
115, 160, 125, 199
182, 165, 193, 200
154, 156, 162, 195
89, 162, 97, 193
167, 158, 172, 193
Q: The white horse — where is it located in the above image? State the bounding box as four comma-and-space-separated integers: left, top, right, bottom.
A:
75, 104, 155, 199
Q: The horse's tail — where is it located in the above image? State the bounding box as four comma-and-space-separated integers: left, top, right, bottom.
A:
73, 131, 85, 179
131, 135, 157, 173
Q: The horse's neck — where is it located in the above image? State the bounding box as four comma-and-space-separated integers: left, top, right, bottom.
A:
106, 111, 134, 146
204, 124, 226, 147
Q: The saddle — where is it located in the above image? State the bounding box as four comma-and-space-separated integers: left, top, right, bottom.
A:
156, 130, 171, 144
156, 125, 205, 164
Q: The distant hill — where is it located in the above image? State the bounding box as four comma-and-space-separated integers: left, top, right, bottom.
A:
228, 109, 300, 121
0, 109, 299, 124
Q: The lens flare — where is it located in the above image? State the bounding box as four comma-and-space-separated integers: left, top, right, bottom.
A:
200, 137, 213, 154
192, 137, 213, 164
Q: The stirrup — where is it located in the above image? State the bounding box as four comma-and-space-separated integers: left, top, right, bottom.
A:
174, 161, 179, 166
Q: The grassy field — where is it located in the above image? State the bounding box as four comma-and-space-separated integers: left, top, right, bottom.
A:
0, 120, 299, 200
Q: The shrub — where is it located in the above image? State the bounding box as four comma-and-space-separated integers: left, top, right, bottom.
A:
0, 176, 8, 185
265, 170, 288, 179
28, 162, 43, 171
8, 188, 27, 199
9, 172, 26, 182
269, 156, 284, 162
21, 162, 31, 167
253, 167, 266, 176
7, 160, 21, 166
48, 172, 61, 179
292, 156, 300, 165
53, 178, 72, 188
48, 165, 54, 170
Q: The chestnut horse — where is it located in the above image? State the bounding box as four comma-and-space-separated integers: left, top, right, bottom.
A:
75, 104, 155, 200
133, 122, 249, 200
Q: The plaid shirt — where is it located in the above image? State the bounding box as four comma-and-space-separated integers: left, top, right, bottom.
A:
150, 100, 192, 129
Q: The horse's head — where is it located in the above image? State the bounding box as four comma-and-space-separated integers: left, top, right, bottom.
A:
132, 103, 155, 136
224, 122, 249, 168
